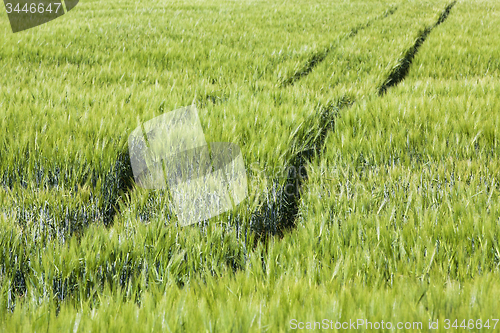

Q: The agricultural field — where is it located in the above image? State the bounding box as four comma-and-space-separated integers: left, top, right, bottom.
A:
0, 0, 499, 331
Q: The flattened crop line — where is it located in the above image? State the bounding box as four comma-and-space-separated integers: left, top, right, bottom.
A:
280, 49, 329, 87
250, 97, 354, 243
280, 6, 398, 87
378, 1, 457, 95
435, 1, 456, 26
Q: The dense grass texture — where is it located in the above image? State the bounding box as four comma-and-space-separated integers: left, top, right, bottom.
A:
0, 0, 499, 331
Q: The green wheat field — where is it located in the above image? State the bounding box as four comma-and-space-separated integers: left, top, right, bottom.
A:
0, 0, 499, 331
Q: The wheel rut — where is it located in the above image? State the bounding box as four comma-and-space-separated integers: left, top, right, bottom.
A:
281, 7, 398, 87
378, 1, 457, 95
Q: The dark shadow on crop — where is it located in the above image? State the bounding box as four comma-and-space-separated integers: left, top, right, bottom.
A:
196, 91, 230, 108
378, 1, 456, 95
250, 97, 354, 244
100, 149, 135, 227
1, 149, 134, 241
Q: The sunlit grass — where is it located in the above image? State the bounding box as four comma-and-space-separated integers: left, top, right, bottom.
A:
0, 0, 499, 331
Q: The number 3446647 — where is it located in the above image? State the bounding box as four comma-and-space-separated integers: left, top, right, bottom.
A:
5, 2, 62, 14
444, 319, 498, 330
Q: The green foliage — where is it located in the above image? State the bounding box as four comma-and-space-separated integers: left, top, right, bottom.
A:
0, 0, 499, 331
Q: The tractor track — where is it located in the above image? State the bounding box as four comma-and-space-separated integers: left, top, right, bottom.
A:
253, 1, 458, 243
249, 97, 354, 243
3, 3, 456, 246
3, 2, 461, 305
281, 6, 398, 87
378, 1, 457, 95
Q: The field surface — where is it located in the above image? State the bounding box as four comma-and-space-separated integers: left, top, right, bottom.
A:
0, 0, 499, 331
